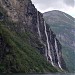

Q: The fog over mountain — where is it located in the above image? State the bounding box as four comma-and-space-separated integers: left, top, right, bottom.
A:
31, 0, 75, 18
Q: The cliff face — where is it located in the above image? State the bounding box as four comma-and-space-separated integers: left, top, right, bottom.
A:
43, 10, 75, 72
0, 0, 66, 73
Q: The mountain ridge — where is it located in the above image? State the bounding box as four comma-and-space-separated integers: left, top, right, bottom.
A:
43, 10, 75, 72
0, 0, 66, 73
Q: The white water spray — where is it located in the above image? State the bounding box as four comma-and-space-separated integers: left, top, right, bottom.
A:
55, 38, 63, 70
44, 21, 54, 66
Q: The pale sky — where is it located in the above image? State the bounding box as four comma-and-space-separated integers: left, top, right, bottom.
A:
31, 0, 75, 18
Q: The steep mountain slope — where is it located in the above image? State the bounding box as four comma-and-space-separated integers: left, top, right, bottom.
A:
0, 0, 66, 73
0, 21, 58, 73
43, 10, 75, 72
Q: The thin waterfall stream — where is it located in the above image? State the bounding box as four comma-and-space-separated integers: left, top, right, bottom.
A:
55, 38, 63, 70
37, 11, 48, 60
44, 21, 54, 66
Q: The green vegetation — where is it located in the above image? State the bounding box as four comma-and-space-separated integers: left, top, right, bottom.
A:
44, 11, 75, 72
0, 21, 58, 73
49, 24, 75, 73
48, 23, 75, 73
62, 46, 75, 73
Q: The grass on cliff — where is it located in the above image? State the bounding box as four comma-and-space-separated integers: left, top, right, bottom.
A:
0, 21, 58, 73
62, 46, 75, 73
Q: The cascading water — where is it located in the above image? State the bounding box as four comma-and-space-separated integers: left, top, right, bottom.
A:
37, 11, 48, 60
37, 11, 41, 38
55, 38, 63, 70
37, 11, 63, 68
44, 21, 54, 66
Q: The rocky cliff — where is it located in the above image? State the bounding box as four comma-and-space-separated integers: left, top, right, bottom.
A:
43, 10, 75, 72
0, 0, 66, 73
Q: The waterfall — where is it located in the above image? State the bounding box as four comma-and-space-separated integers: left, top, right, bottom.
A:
44, 21, 54, 66
37, 11, 41, 38
37, 11, 48, 60
55, 38, 63, 70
